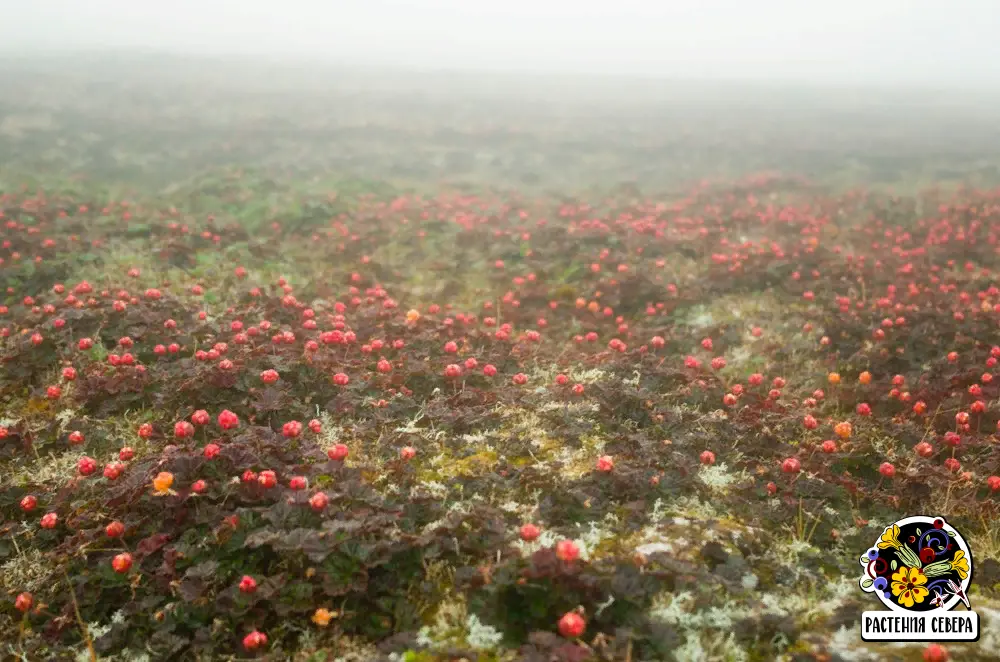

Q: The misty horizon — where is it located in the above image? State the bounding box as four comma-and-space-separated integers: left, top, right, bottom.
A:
2, 0, 1000, 87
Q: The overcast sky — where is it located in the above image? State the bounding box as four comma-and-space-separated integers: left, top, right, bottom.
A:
2, 0, 998, 85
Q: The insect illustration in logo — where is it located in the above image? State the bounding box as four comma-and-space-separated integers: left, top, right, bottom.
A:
944, 578, 971, 610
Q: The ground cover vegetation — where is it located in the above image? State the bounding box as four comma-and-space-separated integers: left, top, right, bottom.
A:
3, 56, 1000, 661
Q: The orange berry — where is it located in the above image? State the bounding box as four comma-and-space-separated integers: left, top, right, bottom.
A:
152, 471, 174, 493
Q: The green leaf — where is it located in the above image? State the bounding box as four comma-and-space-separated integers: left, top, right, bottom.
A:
891, 559, 898, 571
862, 578, 874, 589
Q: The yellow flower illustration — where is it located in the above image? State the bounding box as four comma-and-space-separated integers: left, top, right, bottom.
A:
878, 524, 902, 550
950, 550, 969, 580
891, 566, 929, 608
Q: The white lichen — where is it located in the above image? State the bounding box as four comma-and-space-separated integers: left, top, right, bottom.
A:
675, 631, 749, 662
54, 407, 79, 432
651, 591, 756, 662
0, 546, 51, 592
411, 480, 448, 499
697, 463, 749, 493
537, 400, 600, 415
414, 598, 504, 652
574, 513, 619, 560
464, 613, 504, 651
828, 626, 882, 662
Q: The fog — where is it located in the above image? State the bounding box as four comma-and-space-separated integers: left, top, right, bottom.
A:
1, 0, 998, 86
